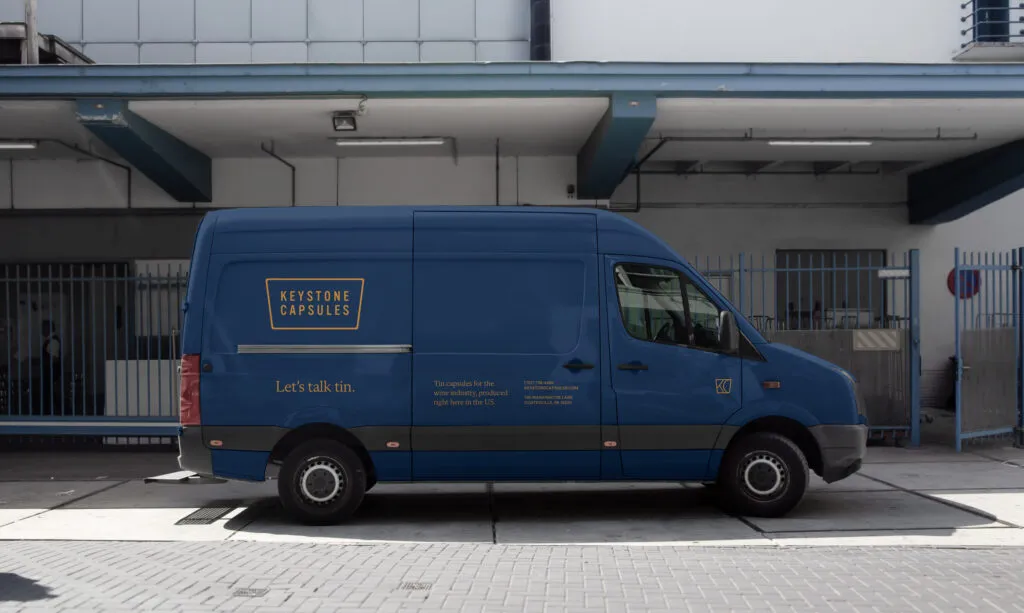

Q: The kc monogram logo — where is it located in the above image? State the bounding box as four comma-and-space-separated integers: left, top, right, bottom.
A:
715, 378, 733, 395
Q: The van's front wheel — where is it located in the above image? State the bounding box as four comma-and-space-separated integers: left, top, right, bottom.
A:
717, 432, 808, 518
278, 439, 366, 525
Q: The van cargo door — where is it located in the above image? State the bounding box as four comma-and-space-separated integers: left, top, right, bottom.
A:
411, 211, 602, 481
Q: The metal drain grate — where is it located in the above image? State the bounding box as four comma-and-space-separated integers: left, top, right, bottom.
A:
175, 505, 235, 525
232, 588, 269, 598
398, 582, 433, 591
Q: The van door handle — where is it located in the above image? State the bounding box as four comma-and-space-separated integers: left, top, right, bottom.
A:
562, 360, 594, 370
617, 362, 648, 371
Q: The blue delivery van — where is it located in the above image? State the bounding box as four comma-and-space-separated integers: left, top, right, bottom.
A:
176, 206, 867, 524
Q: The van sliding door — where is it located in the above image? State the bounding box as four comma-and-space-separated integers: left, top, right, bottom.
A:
410, 211, 602, 481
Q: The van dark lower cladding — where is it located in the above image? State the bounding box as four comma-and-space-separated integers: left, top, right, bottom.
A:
178, 423, 865, 482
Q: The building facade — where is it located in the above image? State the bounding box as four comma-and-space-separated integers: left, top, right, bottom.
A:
1, 0, 1023, 447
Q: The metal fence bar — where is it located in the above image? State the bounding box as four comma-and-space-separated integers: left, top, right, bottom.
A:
955, 247, 964, 452
103, 263, 112, 423
1018, 247, 1024, 447
16, 265, 24, 417
80, 264, 87, 416
2, 265, 9, 419
909, 249, 921, 447
91, 264, 97, 418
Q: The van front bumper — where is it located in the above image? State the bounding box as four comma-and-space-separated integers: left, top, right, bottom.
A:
809, 424, 868, 484
177, 426, 214, 477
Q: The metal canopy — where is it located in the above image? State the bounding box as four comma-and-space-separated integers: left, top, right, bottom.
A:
3, 63, 1024, 213
6, 62, 1024, 99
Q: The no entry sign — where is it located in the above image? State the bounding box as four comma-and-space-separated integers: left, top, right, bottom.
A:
947, 269, 981, 299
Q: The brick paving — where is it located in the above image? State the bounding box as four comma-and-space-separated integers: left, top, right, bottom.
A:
2, 542, 1024, 613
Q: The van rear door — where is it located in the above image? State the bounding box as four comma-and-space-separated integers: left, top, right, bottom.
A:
605, 256, 742, 480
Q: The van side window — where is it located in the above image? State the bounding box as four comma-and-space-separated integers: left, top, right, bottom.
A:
614, 263, 688, 345
682, 278, 723, 351
613, 263, 724, 353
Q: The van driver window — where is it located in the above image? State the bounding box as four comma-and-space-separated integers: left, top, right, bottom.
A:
614, 263, 724, 352
683, 279, 722, 351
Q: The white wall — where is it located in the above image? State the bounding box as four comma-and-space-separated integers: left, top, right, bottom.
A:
0, 155, 592, 209
551, 0, 964, 63
5, 154, 1024, 406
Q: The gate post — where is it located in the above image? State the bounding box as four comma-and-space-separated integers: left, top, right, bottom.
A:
909, 249, 922, 447
738, 252, 746, 317
954, 247, 963, 452
1017, 248, 1024, 448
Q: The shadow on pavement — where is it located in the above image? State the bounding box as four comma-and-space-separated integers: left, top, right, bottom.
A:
0, 451, 179, 481
222, 483, 1002, 544
0, 448, 1020, 546
0, 573, 55, 602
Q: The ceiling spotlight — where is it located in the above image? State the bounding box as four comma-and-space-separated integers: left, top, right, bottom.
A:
768, 139, 874, 147
0, 140, 39, 150
332, 111, 358, 132
334, 138, 448, 147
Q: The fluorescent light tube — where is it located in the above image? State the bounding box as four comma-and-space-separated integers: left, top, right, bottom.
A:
0, 140, 38, 150
768, 140, 873, 147
335, 138, 447, 147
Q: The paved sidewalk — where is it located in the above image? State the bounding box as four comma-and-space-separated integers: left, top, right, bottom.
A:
3, 541, 1024, 613
3, 443, 1024, 547
3, 444, 1024, 612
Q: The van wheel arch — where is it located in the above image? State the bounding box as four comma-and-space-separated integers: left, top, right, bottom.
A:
722, 416, 822, 477
269, 423, 377, 489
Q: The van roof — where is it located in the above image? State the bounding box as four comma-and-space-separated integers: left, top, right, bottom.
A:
203, 205, 680, 261
207, 205, 618, 223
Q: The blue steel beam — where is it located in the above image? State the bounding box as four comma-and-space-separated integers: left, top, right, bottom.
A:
0, 420, 179, 437
577, 94, 656, 200
7, 63, 1024, 98
75, 99, 212, 203
908, 138, 1024, 224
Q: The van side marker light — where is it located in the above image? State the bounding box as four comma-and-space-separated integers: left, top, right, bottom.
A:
386, 441, 401, 448
209, 440, 224, 447
603, 441, 618, 448
763, 381, 781, 389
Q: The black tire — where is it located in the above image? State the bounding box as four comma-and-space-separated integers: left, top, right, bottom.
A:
716, 432, 809, 518
278, 439, 367, 525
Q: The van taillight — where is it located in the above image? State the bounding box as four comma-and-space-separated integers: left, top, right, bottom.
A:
179, 354, 201, 426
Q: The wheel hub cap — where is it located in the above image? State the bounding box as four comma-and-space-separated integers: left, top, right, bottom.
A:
742, 453, 786, 498
299, 458, 344, 504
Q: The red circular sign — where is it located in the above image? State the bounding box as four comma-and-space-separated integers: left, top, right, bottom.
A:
947, 269, 981, 299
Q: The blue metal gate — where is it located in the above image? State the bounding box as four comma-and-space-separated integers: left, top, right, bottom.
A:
0, 253, 922, 445
953, 248, 1024, 451
694, 250, 921, 445
0, 262, 186, 438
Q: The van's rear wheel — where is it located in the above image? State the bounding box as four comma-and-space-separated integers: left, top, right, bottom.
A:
278, 439, 366, 525
717, 432, 808, 518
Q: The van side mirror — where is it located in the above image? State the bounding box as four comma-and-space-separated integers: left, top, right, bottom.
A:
719, 311, 741, 355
